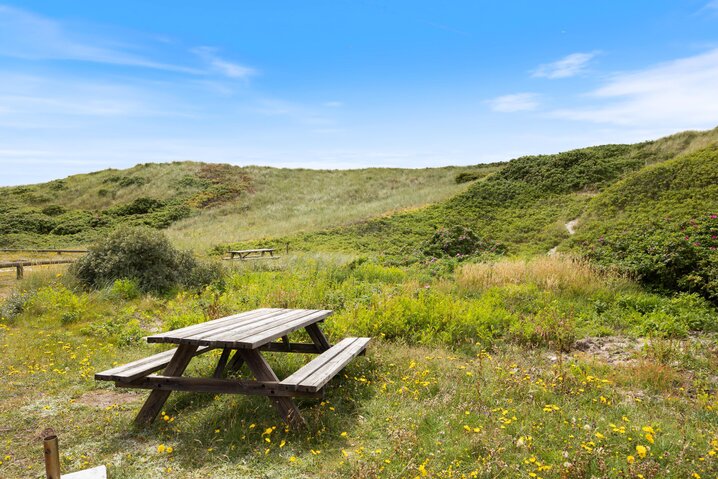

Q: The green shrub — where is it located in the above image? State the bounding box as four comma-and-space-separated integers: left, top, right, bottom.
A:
508, 301, 577, 351
455, 172, 481, 184
25, 284, 86, 323
583, 214, 718, 303
51, 210, 95, 235
0, 291, 33, 323
83, 310, 145, 346
60, 310, 81, 325
108, 278, 141, 300
42, 205, 67, 216
423, 225, 506, 259
72, 226, 222, 293
110, 197, 166, 216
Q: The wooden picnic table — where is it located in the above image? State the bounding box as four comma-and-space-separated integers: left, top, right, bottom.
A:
228, 248, 277, 260
95, 308, 370, 427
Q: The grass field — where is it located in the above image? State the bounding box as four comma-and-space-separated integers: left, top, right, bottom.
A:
165, 165, 497, 251
1, 255, 716, 478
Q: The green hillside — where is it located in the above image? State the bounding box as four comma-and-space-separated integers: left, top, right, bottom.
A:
0, 162, 496, 251
247, 127, 718, 261
569, 145, 718, 301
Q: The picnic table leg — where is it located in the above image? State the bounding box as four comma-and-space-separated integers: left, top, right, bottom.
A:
305, 323, 331, 351
213, 348, 232, 378
238, 349, 306, 427
226, 351, 245, 372
134, 344, 198, 425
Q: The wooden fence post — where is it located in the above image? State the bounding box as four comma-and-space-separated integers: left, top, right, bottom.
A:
43, 434, 60, 479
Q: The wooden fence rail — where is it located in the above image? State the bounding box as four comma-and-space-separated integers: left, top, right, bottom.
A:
0, 259, 77, 279
0, 248, 87, 254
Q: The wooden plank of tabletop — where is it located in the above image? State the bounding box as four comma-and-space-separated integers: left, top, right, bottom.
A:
155, 309, 291, 343
234, 310, 333, 349
172, 309, 317, 346
146, 308, 280, 343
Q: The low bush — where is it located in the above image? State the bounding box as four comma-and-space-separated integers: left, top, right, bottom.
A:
455, 172, 481, 184
583, 214, 718, 303
72, 226, 222, 293
0, 291, 33, 323
423, 225, 506, 259
107, 278, 142, 300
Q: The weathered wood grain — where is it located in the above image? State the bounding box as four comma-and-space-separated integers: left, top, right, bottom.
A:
134, 344, 198, 425
281, 337, 370, 393
120, 376, 321, 398
95, 346, 212, 382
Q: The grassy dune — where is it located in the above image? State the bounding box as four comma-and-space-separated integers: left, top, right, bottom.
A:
165, 165, 498, 251
0, 162, 498, 252
227, 127, 718, 261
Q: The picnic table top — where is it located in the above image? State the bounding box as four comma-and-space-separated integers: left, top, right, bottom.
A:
229, 248, 275, 254
146, 308, 332, 350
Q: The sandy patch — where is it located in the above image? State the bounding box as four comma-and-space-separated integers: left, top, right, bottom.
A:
74, 390, 141, 409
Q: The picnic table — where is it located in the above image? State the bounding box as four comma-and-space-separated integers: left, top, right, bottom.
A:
95, 308, 370, 426
228, 248, 277, 260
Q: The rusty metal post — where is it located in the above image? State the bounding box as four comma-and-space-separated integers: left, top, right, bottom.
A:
43, 434, 61, 479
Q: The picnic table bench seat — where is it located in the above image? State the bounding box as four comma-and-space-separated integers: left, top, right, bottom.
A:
281, 337, 370, 393
95, 346, 212, 383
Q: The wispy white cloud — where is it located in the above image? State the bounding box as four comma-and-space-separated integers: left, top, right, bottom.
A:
550, 48, 718, 127
487, 93, 540, 112
532, 52, 597, 79
702, 0, 718, 11
191, 47, 257, 79
0, 5, 201, 73
324, 101, 344, 108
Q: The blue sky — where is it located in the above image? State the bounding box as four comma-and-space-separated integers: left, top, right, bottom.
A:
1, 1, 718, 185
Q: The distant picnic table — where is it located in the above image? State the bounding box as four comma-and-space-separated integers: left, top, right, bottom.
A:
228, 248, 277, 260
96, 308, 370, 426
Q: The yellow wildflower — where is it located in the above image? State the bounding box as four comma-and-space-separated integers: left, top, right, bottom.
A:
636, 445, 647, 459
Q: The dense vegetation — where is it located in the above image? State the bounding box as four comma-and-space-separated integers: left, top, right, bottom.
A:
72, 227, 222, 293
571, 145, 718, 302
0, 162, 249, 247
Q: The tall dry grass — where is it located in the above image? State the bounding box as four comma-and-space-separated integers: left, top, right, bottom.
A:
456, 255, 630, 294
